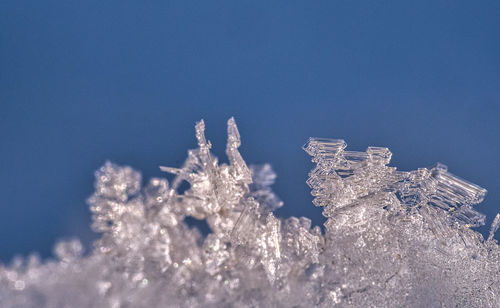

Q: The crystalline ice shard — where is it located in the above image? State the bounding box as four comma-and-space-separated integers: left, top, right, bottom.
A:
0, 119, 498, 308
489, 213, 500, 241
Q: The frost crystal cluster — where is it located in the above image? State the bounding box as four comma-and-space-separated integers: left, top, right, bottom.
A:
1, 118, 499, 307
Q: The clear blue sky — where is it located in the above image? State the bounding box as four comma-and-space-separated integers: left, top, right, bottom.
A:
1, 1, 499, 261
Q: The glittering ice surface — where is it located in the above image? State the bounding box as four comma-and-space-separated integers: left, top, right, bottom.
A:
1, 118, 499, 307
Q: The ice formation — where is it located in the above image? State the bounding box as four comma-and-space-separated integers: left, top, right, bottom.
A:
1, 118, 499, 307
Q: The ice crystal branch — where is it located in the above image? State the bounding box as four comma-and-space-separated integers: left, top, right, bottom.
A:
0, 118, 499, 307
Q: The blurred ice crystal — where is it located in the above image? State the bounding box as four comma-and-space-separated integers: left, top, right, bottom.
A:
1, 118, 499, 307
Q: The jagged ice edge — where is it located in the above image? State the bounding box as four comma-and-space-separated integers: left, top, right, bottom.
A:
0, 117, 499, 307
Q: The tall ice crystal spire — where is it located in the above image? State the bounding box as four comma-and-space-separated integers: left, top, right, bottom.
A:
1, 118, 499, 307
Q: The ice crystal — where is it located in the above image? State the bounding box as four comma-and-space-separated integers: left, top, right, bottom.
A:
1, 118, 499, 307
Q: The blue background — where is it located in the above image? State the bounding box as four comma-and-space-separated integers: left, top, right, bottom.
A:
1, 1, 499, 262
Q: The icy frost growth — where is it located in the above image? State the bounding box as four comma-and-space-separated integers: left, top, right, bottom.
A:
1, 118, 499, 307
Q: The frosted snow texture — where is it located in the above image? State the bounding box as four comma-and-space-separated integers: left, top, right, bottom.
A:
1, 118, 499, 307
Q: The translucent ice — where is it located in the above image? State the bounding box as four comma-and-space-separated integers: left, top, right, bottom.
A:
0, 118, 498, 307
